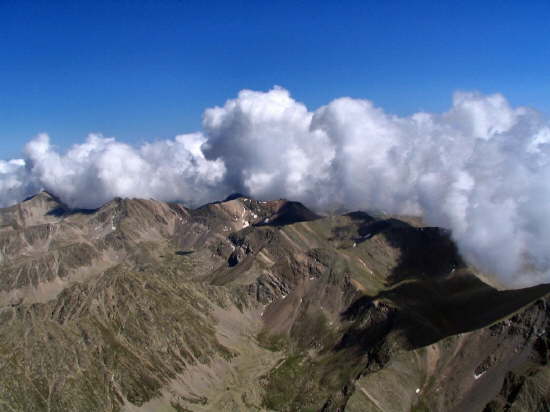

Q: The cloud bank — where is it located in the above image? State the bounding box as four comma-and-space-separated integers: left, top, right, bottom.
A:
2, 86, 550, 286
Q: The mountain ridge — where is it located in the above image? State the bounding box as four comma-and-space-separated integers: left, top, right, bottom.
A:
0, 191, 548, 411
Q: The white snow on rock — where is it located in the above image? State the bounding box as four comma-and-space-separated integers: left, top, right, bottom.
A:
474, 371, 486, 380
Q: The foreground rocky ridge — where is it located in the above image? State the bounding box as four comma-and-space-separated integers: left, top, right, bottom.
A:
0, 192, 548, 411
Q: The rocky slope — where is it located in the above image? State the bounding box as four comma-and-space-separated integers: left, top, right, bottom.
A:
0, 192, 548, 411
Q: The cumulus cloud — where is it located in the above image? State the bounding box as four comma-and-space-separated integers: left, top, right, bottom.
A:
1, 86, 550, 286
4, 132, 225, 209
202, 87, 334, 203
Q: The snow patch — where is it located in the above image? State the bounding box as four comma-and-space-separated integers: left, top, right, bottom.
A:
474, 371, 486, 380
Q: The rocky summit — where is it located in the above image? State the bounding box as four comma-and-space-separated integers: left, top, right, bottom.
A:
0, 192, 548, 412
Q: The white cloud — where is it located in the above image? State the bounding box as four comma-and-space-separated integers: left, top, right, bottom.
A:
2, 86, 550, 286
15, 132, 225, 209
202, 86, 335, 203
0, 158, 34, 207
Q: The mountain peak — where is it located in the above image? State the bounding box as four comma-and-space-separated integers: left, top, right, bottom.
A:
23, 190, 59, 203
4, 190, 68, 226
223, 192, 249, 201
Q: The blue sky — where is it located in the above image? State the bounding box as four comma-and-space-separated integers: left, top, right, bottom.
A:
1, 0, 549, 158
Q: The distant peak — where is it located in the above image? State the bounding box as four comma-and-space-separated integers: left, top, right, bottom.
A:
23, 190, 61, 203
263, 200, 321, 226
40, 190, 58, 200
223, 193, 250, 202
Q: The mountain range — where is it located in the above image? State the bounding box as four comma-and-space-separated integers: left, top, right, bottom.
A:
0, 191, 548, 411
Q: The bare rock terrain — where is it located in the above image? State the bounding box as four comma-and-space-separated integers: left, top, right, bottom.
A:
0, 192, 548, 411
